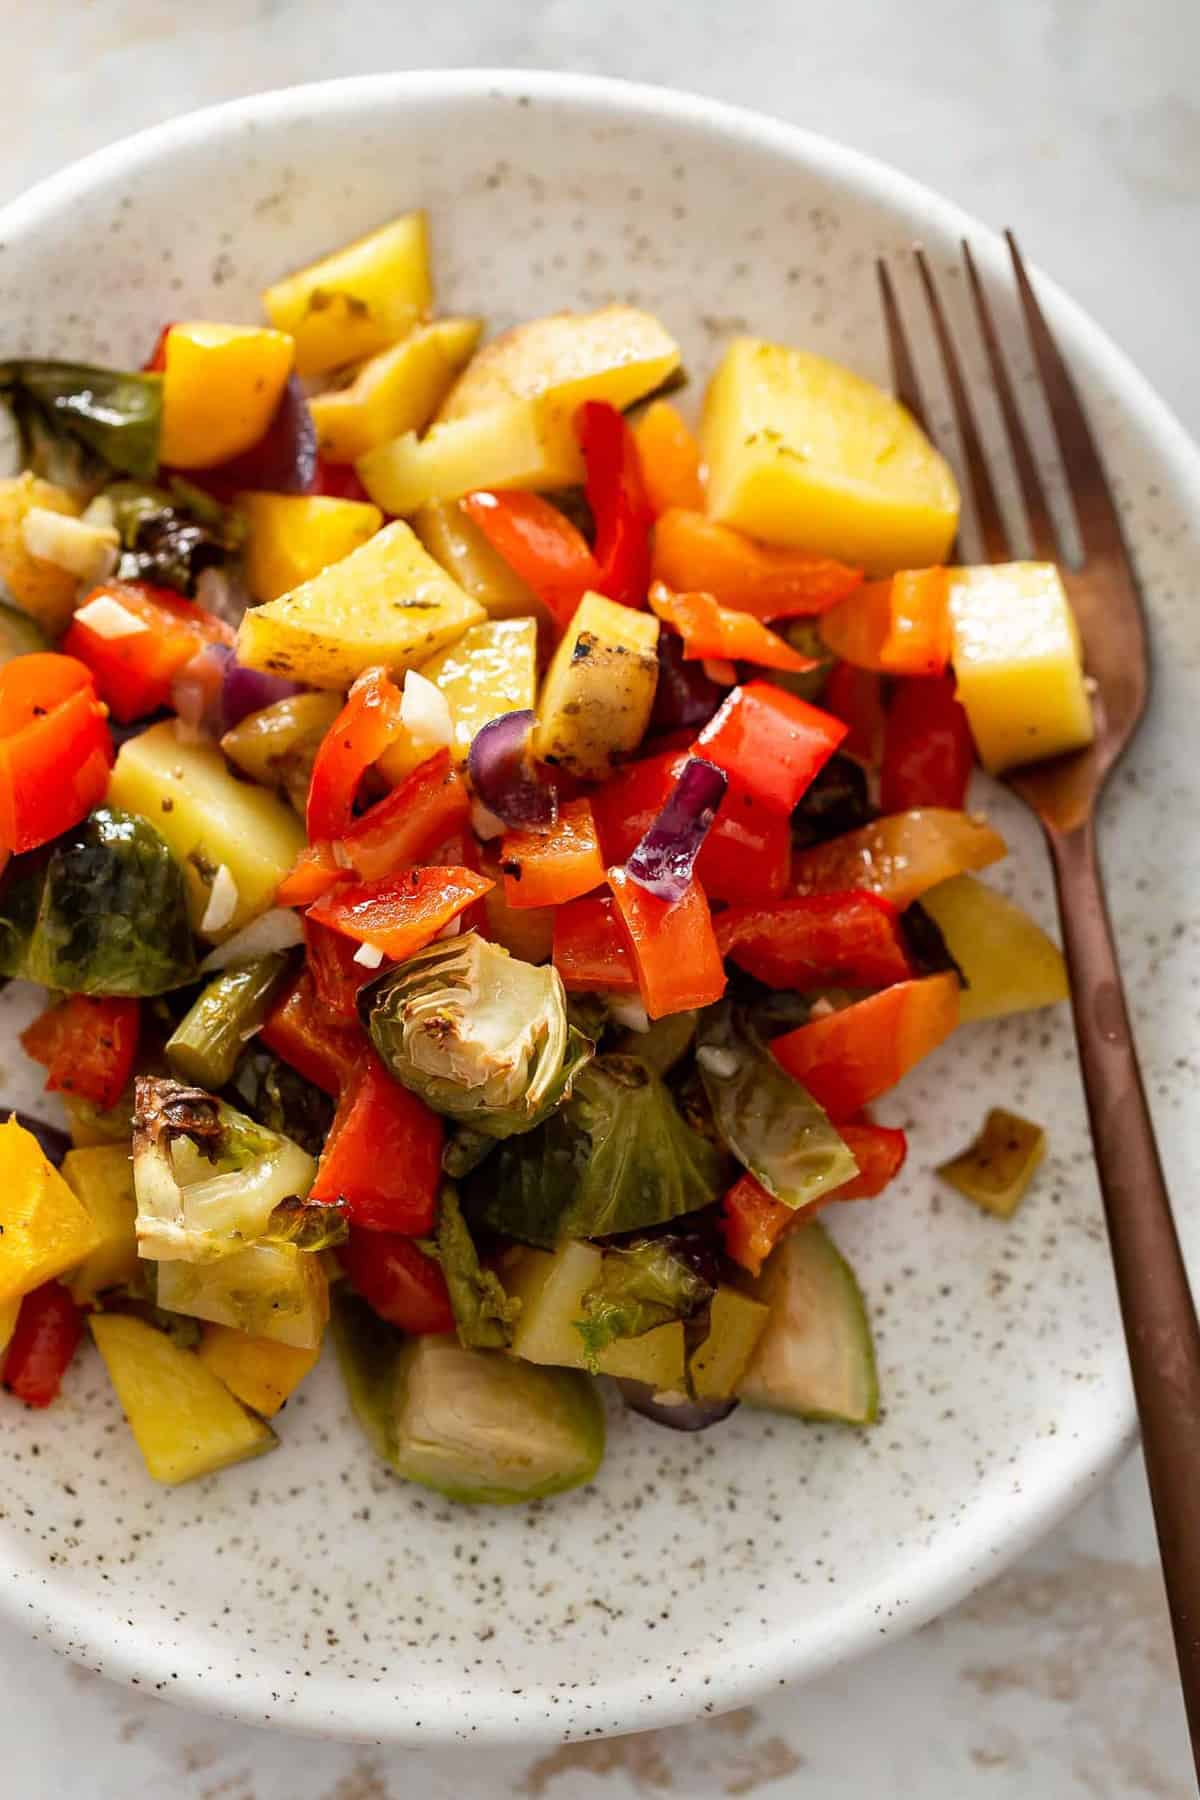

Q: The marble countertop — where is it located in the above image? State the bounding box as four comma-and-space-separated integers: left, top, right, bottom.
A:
5, 1, 1198, 1793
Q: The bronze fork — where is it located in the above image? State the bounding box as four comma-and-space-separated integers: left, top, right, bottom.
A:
879, 234, 1200, 1779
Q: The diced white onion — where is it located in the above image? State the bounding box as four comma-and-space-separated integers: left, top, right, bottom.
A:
353, 940, 386, 969
696, 1044, 738, 1079
401, 668, 454, 748
435, 915, 463, 941
80, 494, 117, 532
72, 591, 149, 639
807, 996, 836, 1020
607, 996, 650, 1033
199, 907, 304, 972
199, 864, 239, 936
470, 798, 506, 841
23, 509, 119, 583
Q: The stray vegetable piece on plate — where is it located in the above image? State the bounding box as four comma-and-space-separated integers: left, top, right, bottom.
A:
0, 206, 1100, 1502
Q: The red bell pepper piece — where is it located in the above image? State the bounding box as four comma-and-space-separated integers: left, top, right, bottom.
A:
461, 491, 600, 631
770, 973, 960, 1116
310, 1051, 442, 1234
822, 661, 886, 766
576, 399, 653, 609
880, 674, 975, 813
607, 866, 726, 1018
305, 665, 405, 843
715, 892, 913, 991
651, 509, 863, 619
338, 1228, 454, 1334
552, 894, 640, 994
592, 748, 790, 906
3, 1282, 83, 1408
63, 583, 233, 723
21, 994, 140, 1110
315, 458, 375, 504
303, 916, 372, 1022
720, 1121, 908, 1276
819, 569, 951, 676
339, 748, 470, 883
648, 583, 817, 673
0, 654, 113, 855
695, 682, 848, 815
632, 401, 705, 517
307, 865, 493, 961
142, 323, 174, 372
276, 843, 344, 908
501, 797, 605, 910
260, 969, 366, 1095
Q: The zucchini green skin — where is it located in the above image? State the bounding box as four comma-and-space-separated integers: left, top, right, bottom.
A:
738, 1222, 878, 1425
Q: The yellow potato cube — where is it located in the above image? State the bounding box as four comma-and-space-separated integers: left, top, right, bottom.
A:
158, 322, 295, 469
238, 492, 382, 603
0, 1118, 100, 1305
61, 1144, 139, 1303
436, 303, 681, 424
0, 474, 82, 635
262, 212, 432, 376
155, 1243, 328, 1351
197, 1323, 320, 1417
533, 591, 659, 780
90, 1314, 277, 1485
356, 399, 582, 516
701, 337, 960, 573
691, 1288, 770, 1401
107, 721, 306, 936
413, 500, 545, 625
310, 319, 482, 462
506, 1242, 686, 1388
236, 519, 485, 689
920, 875, 1069, 1022
947, 562, 1095, 773
0, 1296, 20, 1357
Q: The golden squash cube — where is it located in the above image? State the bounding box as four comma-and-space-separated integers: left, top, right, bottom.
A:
262, 212, 432, 376
701, 337, 960, 573
108, 721, 306, 936
0, 1118, 100, 1306
947, 562, 1094, 773
236, 519, 485, 689
197, 1322, 320, 1417
90, 1314, 277, 1485
0, 1296, 19, 1358
238, 492, 382, 603
310, 319, 482, 462
61, 1144, 139, 1303
533, 591, 659, 780
436, 304, 681, 425
158, 322, 295, 469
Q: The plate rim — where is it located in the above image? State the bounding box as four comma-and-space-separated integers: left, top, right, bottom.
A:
0, 66, 1194, 1746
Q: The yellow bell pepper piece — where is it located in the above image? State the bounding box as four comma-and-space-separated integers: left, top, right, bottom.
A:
920, 875, 1068, 1022
238, 493, 382, 603
0, 1296, 20, 1358
262, 212, 432, 376
196, 1323, 320, 1418
61, 1144, 139, 1304
310, 319, 482, 463
938, 1108, 1046, 1219
0, 1117, 101, 1305
159, 322, 295, 469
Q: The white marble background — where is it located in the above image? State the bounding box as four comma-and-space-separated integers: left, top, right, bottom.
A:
4, 0, 1198, 1794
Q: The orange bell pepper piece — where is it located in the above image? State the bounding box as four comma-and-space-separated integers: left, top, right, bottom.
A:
633, 401, 705, 515
607, 866, 726, 1019
552, 894, 640, 994
652, 509, 862, 620
501, 797, 605, 910
307, 865, 493, 961
790, 808, 1006, 910
819, 568, 950, 676
770, 974, 960, 1116
648, 582, 816, 673
0, 654, 113, 855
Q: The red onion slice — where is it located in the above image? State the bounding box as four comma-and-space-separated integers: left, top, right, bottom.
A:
626, 755, 727, 903
171, 643, 233, 735
617, 1380, 739, 1432
9, 1111, 71, 1167
176, 377, 318, 502
650, 631, 729, 733
222, 658, 305, 729
467, 710, 559, 832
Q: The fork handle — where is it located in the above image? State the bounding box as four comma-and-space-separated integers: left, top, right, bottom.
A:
1049, 816, 1200, 1774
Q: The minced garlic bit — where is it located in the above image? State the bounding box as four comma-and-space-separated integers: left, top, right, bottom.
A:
199, 864, 239, 936
401, 668, 454, 749
608, 996, 650, 1033
696, 1044, 738, 1079
353, 940, 386, 969
808, 996, 836, 1019
470, 798, 506, 841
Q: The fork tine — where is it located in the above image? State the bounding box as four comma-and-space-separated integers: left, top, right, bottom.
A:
1005, 231, 1128, 561
961, 240, 1059, 563
913, 247, 1010, 563
876, 259, 929, 432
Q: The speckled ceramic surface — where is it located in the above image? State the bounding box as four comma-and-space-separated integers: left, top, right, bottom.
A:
0, 70, 1197, 1750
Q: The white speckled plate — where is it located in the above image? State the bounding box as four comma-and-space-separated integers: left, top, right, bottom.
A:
0, 70, 1197, 1749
